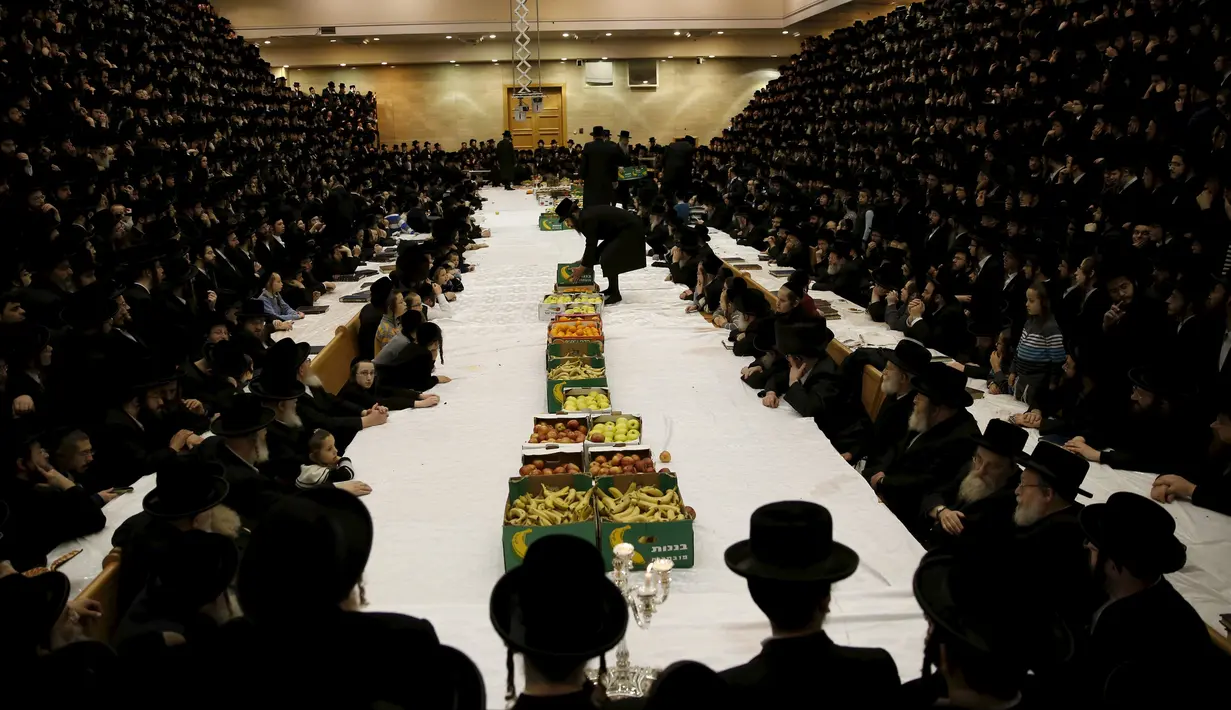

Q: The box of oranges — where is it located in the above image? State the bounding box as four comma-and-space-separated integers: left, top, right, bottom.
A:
548, 318, 603, 346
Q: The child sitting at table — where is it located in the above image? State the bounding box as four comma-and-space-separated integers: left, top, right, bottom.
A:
297, 429, 369, 495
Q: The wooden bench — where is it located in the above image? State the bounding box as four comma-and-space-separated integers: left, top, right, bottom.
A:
76, 548, 122, 643
310, 315, 361, 395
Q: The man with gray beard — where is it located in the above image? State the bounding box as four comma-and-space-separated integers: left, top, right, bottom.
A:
836, 339, 930, 470
1011, 442, 1095, 635
867, 362, 979, 529
920, 419, 1026, 548
811, 238, 866, 305
251, 372, 309, 487
197, 392, 288, 527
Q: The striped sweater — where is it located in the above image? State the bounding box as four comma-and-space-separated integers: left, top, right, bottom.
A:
1011, 316, 1066, 380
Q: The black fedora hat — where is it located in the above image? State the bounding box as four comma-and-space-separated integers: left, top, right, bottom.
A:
0, 570, 71, 657
774, 321, 834, 359
731, 289, 770, 319
143, 460, 229, 519
249, 372, 306, 401
590, 125, 606, 137
491, 535, 627, 659
1080, 492, 1187, 577
1014, 442, 1091, 501
970, 419, 1029, 459
502, 130, 512, 138
59, 280, 123, 330
913, 362, 974, 409
885, 338, 931, 376
237, 299, 272, 322
0, 322, 51, 364
618, 130, 631, 139
1127, 366, 1197, 401
725, 501, 859, 582
238, 487, 374, 620
871, 264, 905, 291
914, 553, 1073, 669
161, 256, 197, 287
210, 392, 276, 437
264, 337, 311, 376
150, 531, 238, 612
554, 198, 578, 220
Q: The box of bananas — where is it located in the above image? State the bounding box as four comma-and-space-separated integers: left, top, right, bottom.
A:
595, 472, 695, 570
502, 473, 599, 570
546, 356, 608, 412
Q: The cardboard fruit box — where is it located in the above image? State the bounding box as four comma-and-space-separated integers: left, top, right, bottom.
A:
548, 318, 604, 347
553, 283, 600, 295
561, 386, 612, 415
546, 357, 608, 413
595, 472, 694, 570
527, 414, 592, 445
502, 473, 598, 571
547, 341, 603, 361
518, 443, 587, 474
539, 294, 604, 321
585, 413, 643, 446
617, 165, 649, 181
586, 445, 655, 475
556, 263, 595, 287
539, 213, 570, 231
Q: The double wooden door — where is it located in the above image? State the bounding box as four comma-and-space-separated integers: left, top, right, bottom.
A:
505, 87, 565, 150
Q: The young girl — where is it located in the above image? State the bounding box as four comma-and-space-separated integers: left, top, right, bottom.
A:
372, 290, 407, 356
1008, 286, 1066, 406
432, 265, 459, 301
339, 358, 440, 411
297, 429, 371, 495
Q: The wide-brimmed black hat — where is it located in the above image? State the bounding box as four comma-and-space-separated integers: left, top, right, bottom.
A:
731, 289, 770, 319
237, 299, 272, 322
914, 553, 1073, 670
0, 322, 51, 364
210, 392, 276, 437
150, 531, 238, 612
114, 242, 167, 269
0, 570, 71, 657
970, 419, 1028, 459
554, 198, 578, 219
502, 130, 512, 138
885, 338, 931, 376
143, 460, 229, 519
491, 534, 627, 659
1080, 492, 1187, 577
111, 356, 180, 398
59, 280, 123, 330
1127, 366, 1197, 401
618, 130, 631, 139
774, 321, 834, 359
590, 126, 606, 137
871, 264, 905, 291
238, 487, 374, 621
249, 372, 306, 401
1014, 442, 1091, 501
726, 501, 858, 582
912, 362, 973, 409
264, 337, 311, 376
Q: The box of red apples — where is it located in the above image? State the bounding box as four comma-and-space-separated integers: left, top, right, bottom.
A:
585, 446, 657, 476
517, 443, 586, 477
527, 415, 592, 444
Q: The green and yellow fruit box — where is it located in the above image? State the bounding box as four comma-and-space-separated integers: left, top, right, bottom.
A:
547, 341, 603, 361
539, 293, 604, 321
526, 415, 592, 446
539, 213, 570, 231
556, 263, 595, 286
595, 472, 694, 570
560, 386, 612, 416
617, 165, 649, 181
502, 473, 598, 571
547, 373, 608, 413
584, 414, 643, 446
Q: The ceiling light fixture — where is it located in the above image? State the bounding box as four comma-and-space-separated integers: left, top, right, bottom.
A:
781, 30, 788, 34
601, 57, 607, 60
373, 38, 380, 41
330, 39, 337, 43
283, 64, 289, 68
717, 31, 725, 35
673, 31, 682, 36
445, 35, 452, 39
339, 63, 346, 66
793, 32, 800, 37
562, 32, 569, 37
605, 32, 612, 37
642, 80, 648, 84
561, 57, 567, 60
709, 55, 715, 58
667, 55, 673, 58
381, 62, 388, 65
449, 60, 456, 63
490, 34, 496, 38
264, 40, 271, 45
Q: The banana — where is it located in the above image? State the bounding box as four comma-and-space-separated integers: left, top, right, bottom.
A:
511, 529, 532, 558
552, 381, 566, 404
598, 484, 686, 524
508, 486, 596, 527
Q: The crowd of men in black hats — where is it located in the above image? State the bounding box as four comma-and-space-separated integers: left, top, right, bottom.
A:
4, 0, 1231, 708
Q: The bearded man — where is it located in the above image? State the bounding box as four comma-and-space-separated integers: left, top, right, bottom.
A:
920, 419, 1026, 547
1011, 442, 1095, 635
866, 363, 979, 529
251, 373, 310, 486
198, 392, 286, 527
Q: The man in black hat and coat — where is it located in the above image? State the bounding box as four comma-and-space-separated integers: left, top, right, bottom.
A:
1011, 442, 1095, 637
1080, 492, 1220, 706
661, 136, 696, 203
834, 339, 931, 472
920, 419, 1026, 547
868, 363, 979, 527
491, 534, 628, 709
1151, 390, 1231, 516
762, 321, 844, 427
904, 276, 973, 359
720, 501, 900, 707
196, 393, 290, 526
580, 126, 623, 207
249, 371, 311, 487
906, 553, 1074, 709
812, 238, 867, 305
497, 130, 516, 190
556, 197, 646, 305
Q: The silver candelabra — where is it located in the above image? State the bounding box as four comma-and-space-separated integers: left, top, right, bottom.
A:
588, 543, 674, 698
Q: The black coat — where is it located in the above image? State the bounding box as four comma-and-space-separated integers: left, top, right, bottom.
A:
576, 206, 646, 278
835, 390, 915, 472
813, 261, 867, 306
580, 140, 622, 207
1086, 580, 1220, 706
920, 467, 1021, 549
905, 301, 973, 359
661, 140, 695, 191
872, 411, 980, 526
338, 379, 420, 411
374, 341, 439, 394
111, 513, 184, 617
0, 479, 106, 572
770, 358, 845, 429
90, 409, 183, 489
969, 255, 1005, 324
260, 419, 308, 486
197, 437, 288, 526
1013, 504, 1093, 634
123, 283, 157, 339
719, 632, 900, 708
496, 138, 516, 182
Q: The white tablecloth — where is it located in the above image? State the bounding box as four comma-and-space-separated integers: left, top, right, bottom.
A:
345, 189, 928, 699
271, 274, 370, 347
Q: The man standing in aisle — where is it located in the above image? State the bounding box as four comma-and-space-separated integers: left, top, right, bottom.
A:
615, 129, 634, 208
580, 126, 622, 207
496, 130, 516, 190
662, 135, 696, 203
556, 197, 645, 305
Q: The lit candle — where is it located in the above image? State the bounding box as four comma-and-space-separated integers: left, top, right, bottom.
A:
642, 568, 654, 592
614, 543, 634, 559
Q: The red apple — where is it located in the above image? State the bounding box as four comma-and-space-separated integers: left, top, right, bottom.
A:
611, 454, 624, 466
555, 423, 567, 431
595, 456, 607, 464
532, 460, 545, 469
622, 465, 635, 473
566, 419, 579, 430
579, 425, 588, 435
553, 466, 566, 474
519, 464, 536, 476
629, 455, 640, 463
659, 467, 672, 474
